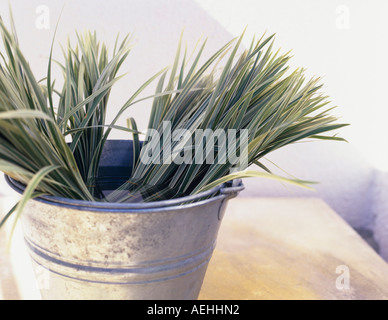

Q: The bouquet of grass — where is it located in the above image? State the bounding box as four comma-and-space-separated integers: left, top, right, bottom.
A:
0, 13, 347, 227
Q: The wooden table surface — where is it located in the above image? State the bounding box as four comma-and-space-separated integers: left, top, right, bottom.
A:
199, 198, 388, 300
1, 197, 388, 300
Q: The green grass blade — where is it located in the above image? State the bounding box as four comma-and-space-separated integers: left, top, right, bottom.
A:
6, 165, 59, 245
195, 169, 317, 194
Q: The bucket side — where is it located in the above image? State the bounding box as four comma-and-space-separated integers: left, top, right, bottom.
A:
20, 194, 232, 299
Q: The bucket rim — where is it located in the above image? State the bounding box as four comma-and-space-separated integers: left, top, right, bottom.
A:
5, 174, 243, 212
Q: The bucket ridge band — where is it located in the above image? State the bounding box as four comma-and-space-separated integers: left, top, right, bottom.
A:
24, 236, 216, 284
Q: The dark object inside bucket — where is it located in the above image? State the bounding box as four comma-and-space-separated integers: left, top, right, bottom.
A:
94, 140, 227, 203
95, 140, 148, 201
96, 140, 134, 192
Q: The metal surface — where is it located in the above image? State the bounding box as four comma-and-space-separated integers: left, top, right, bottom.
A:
6, 140, 244, 300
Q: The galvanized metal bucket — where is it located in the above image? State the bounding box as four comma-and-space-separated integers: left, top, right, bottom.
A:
6, 140, 243, 300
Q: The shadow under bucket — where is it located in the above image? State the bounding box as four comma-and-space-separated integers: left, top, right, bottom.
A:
6, 140, 244, 300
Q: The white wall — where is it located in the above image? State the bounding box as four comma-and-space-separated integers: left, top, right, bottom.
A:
0, 0, 387, 259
